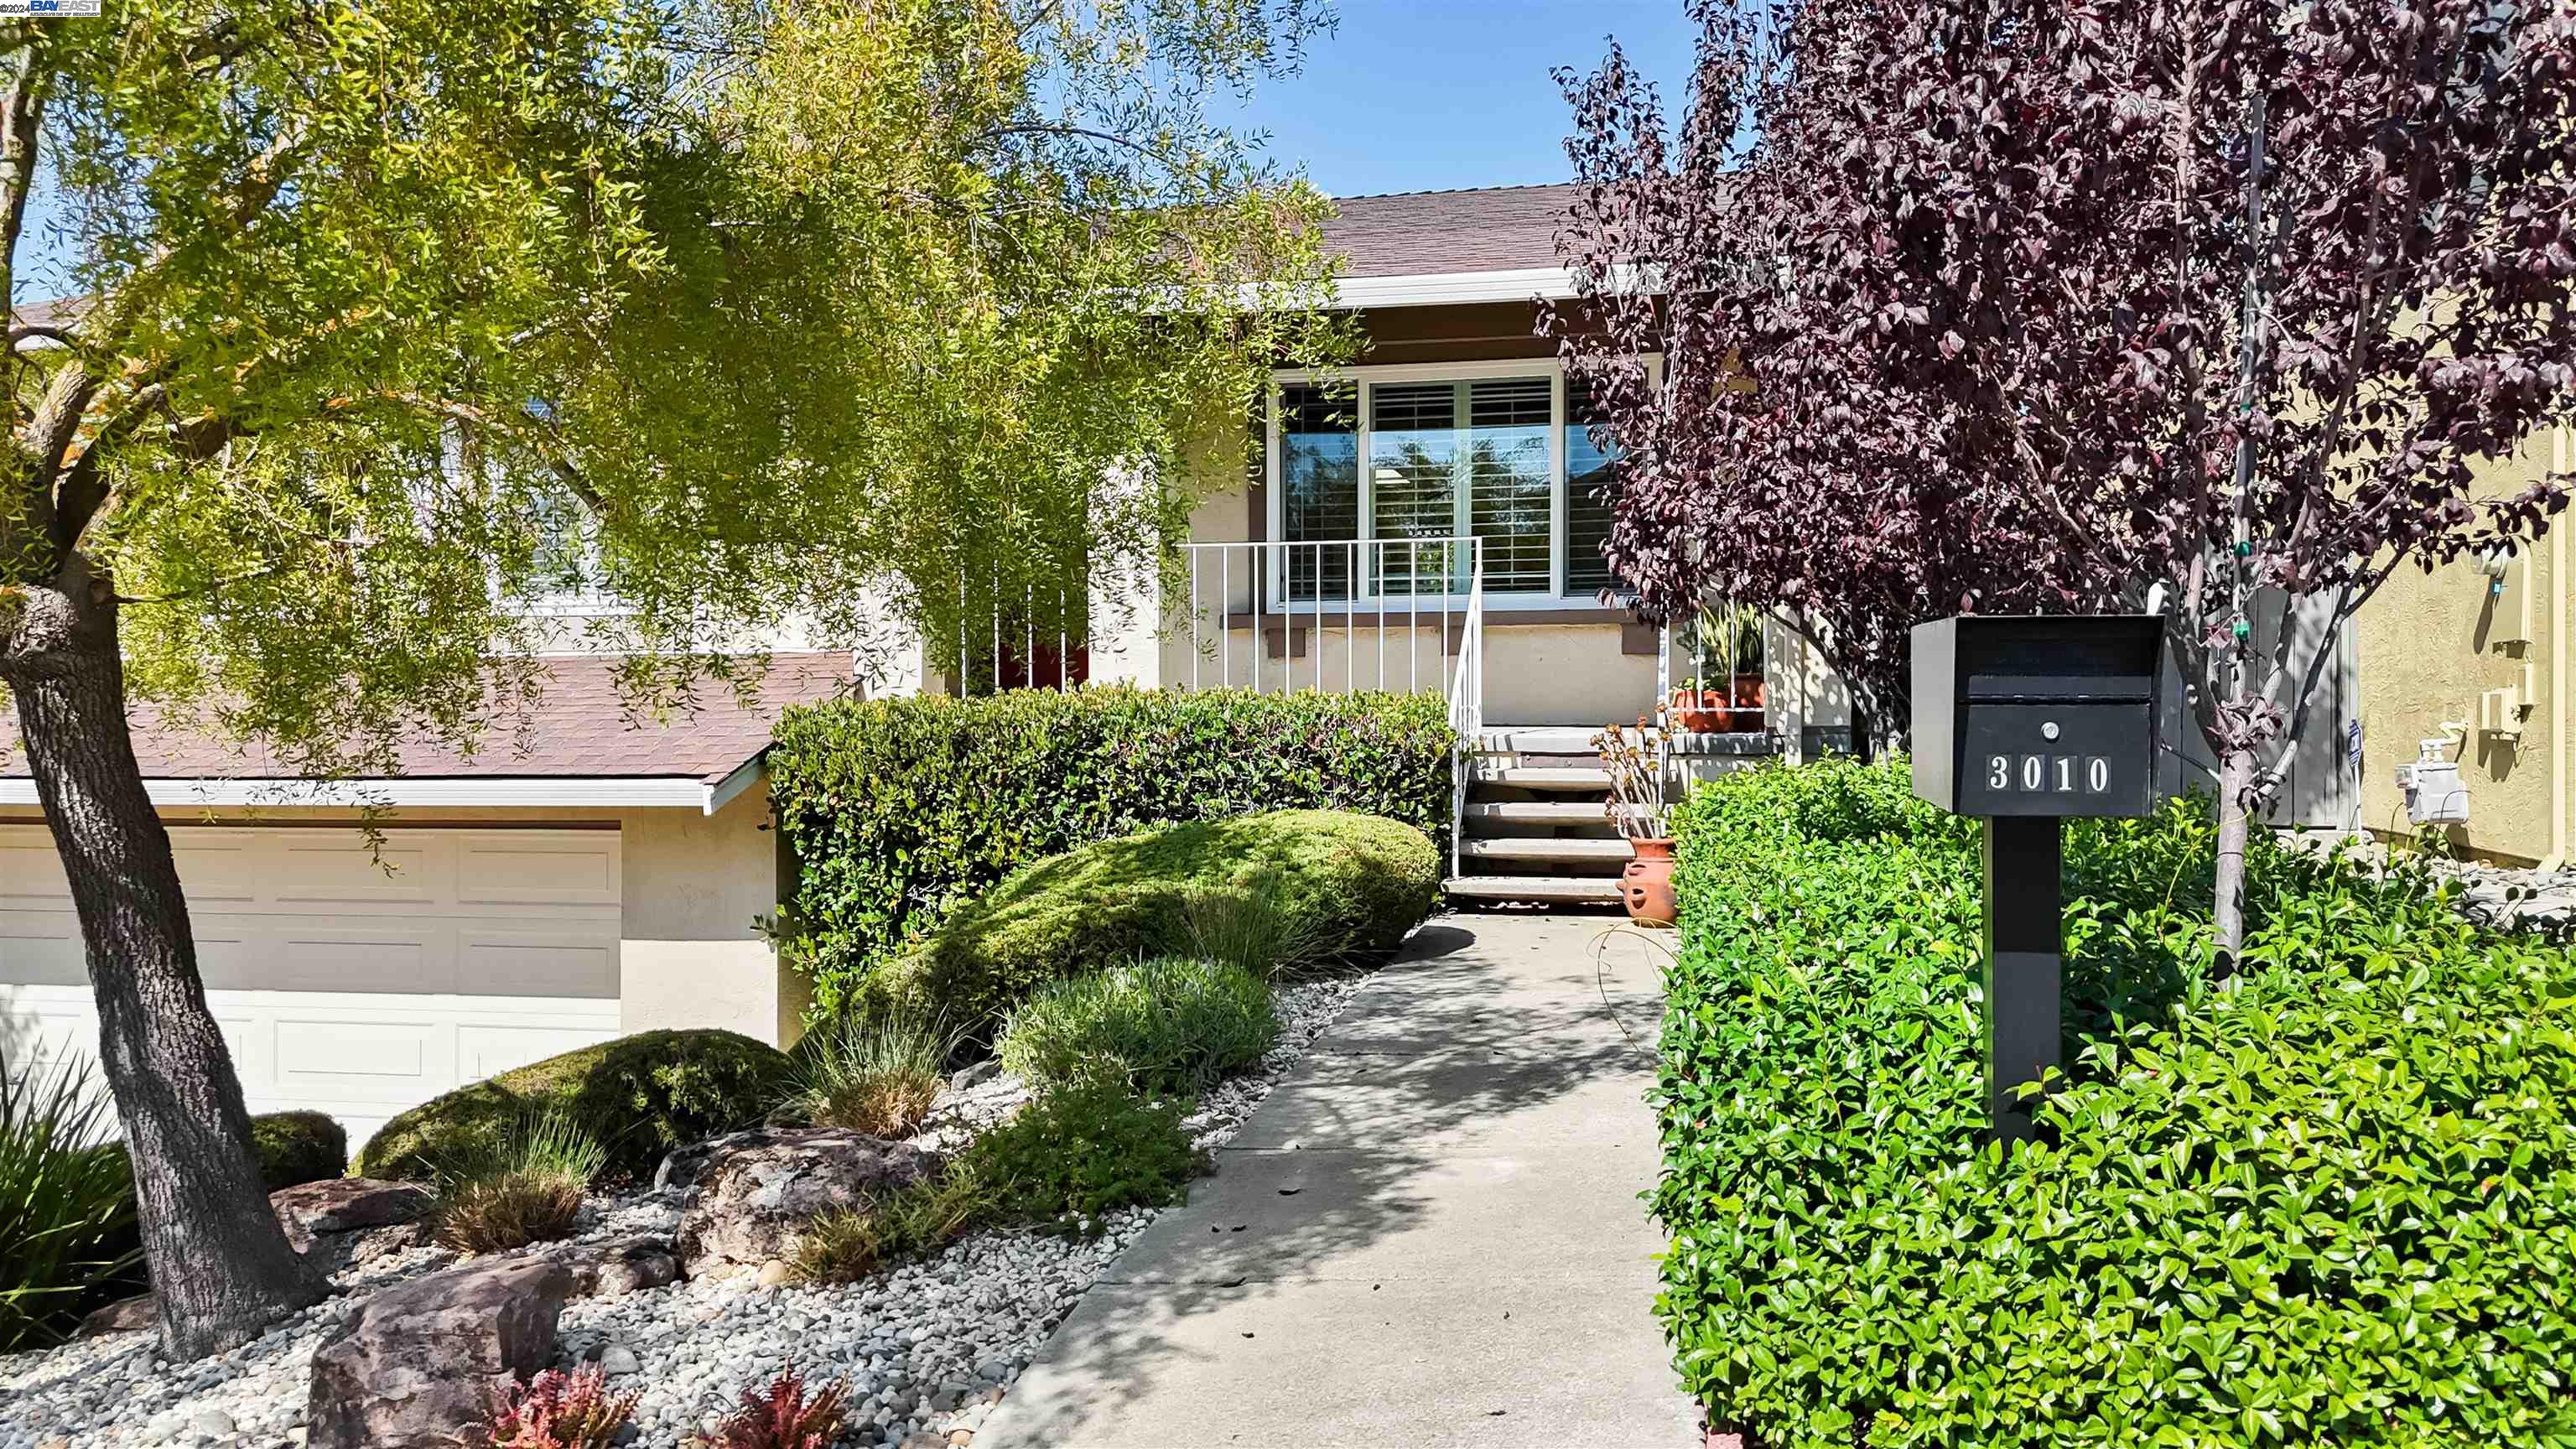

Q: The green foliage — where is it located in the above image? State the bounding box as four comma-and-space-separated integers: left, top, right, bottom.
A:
770, 688, 1456, 1009
249, 1111, 348, 1192
855, 808, 1438, 1036
965, 1076, 1206, 1233
997, 957, 1279, 1094
784, 1015, 949, 1138
358, 1030, 791, 1182
433, 1109, 606, 1255
1656, 757, 2576, 1447
789, 1156, 995, 1285
0, 1059, 142, 1352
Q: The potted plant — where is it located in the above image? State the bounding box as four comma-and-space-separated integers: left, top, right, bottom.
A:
1593, 723, 1678, 927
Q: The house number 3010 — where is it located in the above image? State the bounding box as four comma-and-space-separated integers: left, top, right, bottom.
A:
1985, 755, 2113, 793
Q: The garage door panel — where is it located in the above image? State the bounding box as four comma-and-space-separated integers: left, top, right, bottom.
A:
0, 916, 85, 985
458, 836, 618, 907
269, 1015, 445, 1104
194, 930, 262, 990
0, 840, 70, 903
273, 837, 445, 907
278, 930, 442, 994
460, 932, 616, 1000
0, 987, 90, 1071
170, 836, 260, 906
459, 1019, 618, 1081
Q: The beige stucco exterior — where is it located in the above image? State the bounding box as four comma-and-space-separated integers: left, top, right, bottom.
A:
0, 780, 804, 1046
2355, 425, 2576, 863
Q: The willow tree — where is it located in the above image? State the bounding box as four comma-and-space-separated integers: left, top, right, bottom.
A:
3, 0, 1338, 1357
1553, 0, 2576, 957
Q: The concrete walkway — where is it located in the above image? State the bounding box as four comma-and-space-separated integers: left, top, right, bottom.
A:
979, 912, 1701, 1448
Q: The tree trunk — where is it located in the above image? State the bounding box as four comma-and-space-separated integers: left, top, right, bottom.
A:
2211, 743, 2257, 970
1, 559, 321, 1358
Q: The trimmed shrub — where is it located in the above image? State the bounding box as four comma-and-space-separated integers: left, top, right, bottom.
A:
964, 1074, 1206, 1233
0, 1060, 141, 1352
997, 957, 1279, 1093
357, 1030, 792, 1182
1657, 758, 2576, 1447
769, 687, 1454, 1010
859, 808, 1437, 1036
250, 1110, 347, 1191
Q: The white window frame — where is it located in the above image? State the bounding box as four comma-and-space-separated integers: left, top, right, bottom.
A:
1266, 356, 1660, 609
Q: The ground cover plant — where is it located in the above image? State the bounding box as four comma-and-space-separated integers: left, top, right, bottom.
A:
770, 688, 1454, 1010
1655, 758, 2576, 1446
359, 1030, 790, 1182
853, 808, 1436, 1039
996, 957, 1280, 1094
967, 1075, 1207, 1235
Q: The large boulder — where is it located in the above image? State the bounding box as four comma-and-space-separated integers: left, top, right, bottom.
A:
273, 1178, 435, 1273
675, 1128, 933, 1276
306, 1255, 572, 1449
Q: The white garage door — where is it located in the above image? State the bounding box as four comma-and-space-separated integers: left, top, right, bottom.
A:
0, 825, 623, 1146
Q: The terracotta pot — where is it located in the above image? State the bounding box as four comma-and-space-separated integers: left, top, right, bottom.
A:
1622, 838, 1679, 927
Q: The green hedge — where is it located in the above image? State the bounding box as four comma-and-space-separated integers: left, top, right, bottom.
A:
1658, 758, 2576, 1447
249, 1110, 347, 1191
356, 1030, 792, 1182
769, 687, 1454, 1010
860, 808, 1439, 1036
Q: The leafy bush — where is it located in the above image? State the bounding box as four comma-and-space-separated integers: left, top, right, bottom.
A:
434, 1110, 605, 1254
964, 1074, 1205, 1233
1656, 757, 2576, 1447
687, 1366, 849, 1449
784, 1015, 947, 1138
486, 1364, 638, 1448
358, 1030, 792, 1182
250, 1110, 347, 1191
859, 808, 1436, 1036
770, 687, 1454, 1010
0, 1060, 142, 1352
997, 957, 1279, 1093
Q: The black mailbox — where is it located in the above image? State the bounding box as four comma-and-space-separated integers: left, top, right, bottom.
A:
1909, 614, 2167, 1144
1911, 615, 2164, 819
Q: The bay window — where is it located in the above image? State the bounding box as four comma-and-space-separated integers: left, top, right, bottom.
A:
1270, 361, 1636, 600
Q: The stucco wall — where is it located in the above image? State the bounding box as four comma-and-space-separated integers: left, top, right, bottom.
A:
2355, 426, 2575, 863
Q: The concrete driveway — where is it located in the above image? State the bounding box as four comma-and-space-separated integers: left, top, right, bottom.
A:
976, 911, 1701, 1448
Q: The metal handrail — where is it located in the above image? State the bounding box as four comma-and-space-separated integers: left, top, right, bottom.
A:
1174, 536, 1483, 702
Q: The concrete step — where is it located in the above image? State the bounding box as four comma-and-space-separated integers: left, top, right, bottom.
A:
1467, 726, 1610, 756
1444, 874, 1627, 904
1465, 800, 1647, 825
1471, 765, 1612, 791
1462, 837, 1635, 865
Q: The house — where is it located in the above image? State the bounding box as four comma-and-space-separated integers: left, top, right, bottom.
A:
2353, 423, 2576, 863
0, 184, 1848, 1135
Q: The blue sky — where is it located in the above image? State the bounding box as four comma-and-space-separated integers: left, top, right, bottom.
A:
1220, 1, 1700, 195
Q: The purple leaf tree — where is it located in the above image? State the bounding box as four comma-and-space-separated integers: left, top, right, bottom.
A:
1550, 0, 2576, 956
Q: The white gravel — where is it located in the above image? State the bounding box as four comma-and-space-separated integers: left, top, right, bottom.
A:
0, 974, 1366, 1449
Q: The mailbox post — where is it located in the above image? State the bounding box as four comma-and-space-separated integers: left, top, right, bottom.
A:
1910, 615, 2167, 1141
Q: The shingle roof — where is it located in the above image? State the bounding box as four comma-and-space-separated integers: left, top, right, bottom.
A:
2, 652, 855, 785
1319, 184, 1579, 278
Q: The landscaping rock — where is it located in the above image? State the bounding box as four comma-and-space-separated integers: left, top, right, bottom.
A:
272, 1178, 436, 1271
304, 1255, 572, 1449
74, 1293, 156, 1340
673, 1128, 934, 1275
551, 1234, 682, 1298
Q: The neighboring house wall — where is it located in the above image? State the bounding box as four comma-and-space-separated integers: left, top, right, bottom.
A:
2355, 425, 2576, 862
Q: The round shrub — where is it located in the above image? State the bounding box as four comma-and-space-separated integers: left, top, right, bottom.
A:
1657, 758, 2576, 1447
249, 1111, 346, 1191
356, 1029, 792, 1182
858, 808, 1436, 1038
997, 957, 1280, 1093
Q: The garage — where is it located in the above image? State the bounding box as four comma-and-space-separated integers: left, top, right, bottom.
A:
0, 824, 624, 1144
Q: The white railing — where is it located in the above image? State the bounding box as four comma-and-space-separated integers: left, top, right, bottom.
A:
1174, 537, 1486, 704
1446, 560, 1485, 880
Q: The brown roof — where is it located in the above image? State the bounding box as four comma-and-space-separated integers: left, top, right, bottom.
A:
3, 652, 855, 785
1318, 184, 1579, 278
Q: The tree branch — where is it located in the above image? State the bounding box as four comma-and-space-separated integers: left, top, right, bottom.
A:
0, 37, 43, 329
